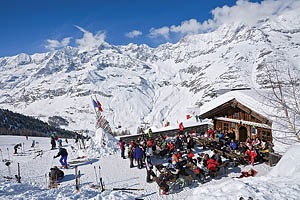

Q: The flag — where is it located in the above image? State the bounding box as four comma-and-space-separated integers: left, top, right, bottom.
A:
97, 100, 103, 112
92, 99, 98, 108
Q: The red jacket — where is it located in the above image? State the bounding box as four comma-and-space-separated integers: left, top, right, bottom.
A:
207, 158, 219, 172
245, 149, 257, 158
179, 123, 184, 131
148, 140, 153, 147
119, 141, 125, 150
188, 152, 194, 158
168, 143, 174, 150
207, 129, 213, 137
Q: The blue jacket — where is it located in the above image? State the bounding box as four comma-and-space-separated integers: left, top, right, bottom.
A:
229, 142, 237, 150
134, 147, 144, 159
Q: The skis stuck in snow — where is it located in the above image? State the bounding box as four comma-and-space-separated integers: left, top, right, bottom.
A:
91, 165, 104, 192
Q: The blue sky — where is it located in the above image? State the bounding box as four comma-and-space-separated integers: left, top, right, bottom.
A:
0, 0, 294, 57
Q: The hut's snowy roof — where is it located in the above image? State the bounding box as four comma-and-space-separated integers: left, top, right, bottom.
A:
199, 89, 272, 120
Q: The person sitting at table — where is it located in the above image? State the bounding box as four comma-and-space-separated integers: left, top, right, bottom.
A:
211, 150, 222, 164
229, 139, 238, 150
187, 150, 195, 162
207, 157, 220, 177
175, 136, 183, 151
238, 142, 248, 154
252, 137, 260, 146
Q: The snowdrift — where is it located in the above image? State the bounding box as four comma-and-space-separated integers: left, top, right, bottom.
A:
190, 143, 300, 200
269, 143, 300, 179
85, 128, 119, 157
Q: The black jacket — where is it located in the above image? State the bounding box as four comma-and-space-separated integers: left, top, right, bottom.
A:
49, 167, 64, 180
55, 148, 68, 157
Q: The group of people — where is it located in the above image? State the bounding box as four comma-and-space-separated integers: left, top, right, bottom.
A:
119, 126, 274, 195
201, 128, 274, 166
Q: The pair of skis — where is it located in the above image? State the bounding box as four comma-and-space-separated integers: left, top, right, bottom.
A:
3, 162, 21, 184
93, 165, 104, 192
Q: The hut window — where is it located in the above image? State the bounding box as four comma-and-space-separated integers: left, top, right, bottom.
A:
231, 122, 235, 128
262, 131, 271, 141
251, 126, 256, 134
224, 123, 228, 131
234, 112, 238, 119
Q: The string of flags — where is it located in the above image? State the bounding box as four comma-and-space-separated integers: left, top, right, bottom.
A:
91, 96, 112, 134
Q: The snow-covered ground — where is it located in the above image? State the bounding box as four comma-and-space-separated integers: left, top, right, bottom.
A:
1, 132, 300, 200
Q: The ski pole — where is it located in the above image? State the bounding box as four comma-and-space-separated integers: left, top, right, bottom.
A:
99, 166, 104, 191
75, 166, 79, 192
23, 142, 25, 154
17, 162, 21, 183
45, 173, 48, 188
7, 148, 10, 161
93, 166, 99, 186
0, 149, 3, 162
78, 170, 81, 185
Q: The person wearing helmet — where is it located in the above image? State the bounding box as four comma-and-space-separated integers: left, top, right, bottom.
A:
53, 146, 68, 168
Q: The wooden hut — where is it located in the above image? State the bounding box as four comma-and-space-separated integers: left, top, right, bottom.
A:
200, 98, 272, 142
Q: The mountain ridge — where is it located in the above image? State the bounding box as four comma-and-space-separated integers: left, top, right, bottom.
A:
0, 12, 299, 134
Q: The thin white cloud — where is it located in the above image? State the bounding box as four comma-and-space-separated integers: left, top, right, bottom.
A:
125, 30, 142, 38
149, 26, 170, 39
74, 25, 106, 51
45, 37, 71, 51
149, 0, 300, 38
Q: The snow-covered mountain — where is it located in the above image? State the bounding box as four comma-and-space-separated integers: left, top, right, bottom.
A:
0, 12, 300, 134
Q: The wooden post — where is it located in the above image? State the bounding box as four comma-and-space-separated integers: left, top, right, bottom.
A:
75, 166, 79, 192
17, 163, 21, 183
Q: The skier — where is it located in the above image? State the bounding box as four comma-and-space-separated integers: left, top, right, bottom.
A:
119, 139, 126, 159
14, 143, 22, 154
50, 132, 57, 150
57, 138, 62, 147
53, 147, 68, 168
31, 140, 35, 148
145, 154, 155, 183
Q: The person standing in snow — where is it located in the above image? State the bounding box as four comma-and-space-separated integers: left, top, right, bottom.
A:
50, 132, 57, 150
53, 147, 68, 168
14, 143, 22, 154
195, 115, 199, 122
57, 138, 62, 147
134, 145, 144, 169
147, 128, 153, 139
128, 144, 135, 168
119, 139, 126, 159
179, 122, 184, 135
145, 154, 155, 183
245, 145, 257, 166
